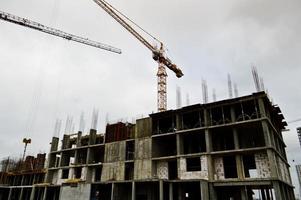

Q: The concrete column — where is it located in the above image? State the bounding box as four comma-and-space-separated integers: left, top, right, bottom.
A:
42, 187, 47, 200
267, 149, 279, 178
273, 181, 284, 200
111, 183, 115, 200
266, 188, 271, 200
262, 121, 272, 147
236, 155, 244, 180
131, 182, 135, 200
18, 188, 24, 200
258, 98, 268, 117
176, 113, 182, 130
240, 186, 247, 200
76, 131, 82, 147
50, 137, 59, 152
200, 181, 209, 200
176, 134, 182, 155
208, 183, 217, 200
159, 180, 163, 200
233, 128, 239, 149
261, 188, 267, 200
29, 186, 35, 200
169, 182, 173, 200
205, 129, 212, 152
7, 188, 12, 200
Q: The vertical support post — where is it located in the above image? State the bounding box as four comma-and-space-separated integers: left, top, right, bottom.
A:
169, 182, 173, 200
272, 181, 284, 200
200, 181, 209, 200
8, 187, 12, 200
42, 187, 47, 200
159, 180, 163, 200
18, 188, 24, 200
29, 186, 35, 200
111, 183, 115, 200
240, 186, 247, 200
131, 181, 135, 200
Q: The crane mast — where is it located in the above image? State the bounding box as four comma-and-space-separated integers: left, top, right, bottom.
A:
0, 10, 121, 54
93, 0, 183, 112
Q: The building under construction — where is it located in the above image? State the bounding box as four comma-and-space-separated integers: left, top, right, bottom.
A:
0, 92, 296, 199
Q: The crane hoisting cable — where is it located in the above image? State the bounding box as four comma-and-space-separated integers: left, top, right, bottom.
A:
0, 10, 121, 54
93, 0, 183, 112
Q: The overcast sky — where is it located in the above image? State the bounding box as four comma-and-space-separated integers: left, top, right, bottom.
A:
0, 0, 301, 196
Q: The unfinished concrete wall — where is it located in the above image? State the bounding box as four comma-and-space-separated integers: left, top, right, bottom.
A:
104, 141, 126, 163
60, 183, 91, 200
178, 156, 208, 180
135, 117, 152, 138
214, 157, 225, 180
134, 160, 152, 180
101, 162, 125, 181
255, 153, 271, 178
277, 157, 291, 184
134, 138, 152, 180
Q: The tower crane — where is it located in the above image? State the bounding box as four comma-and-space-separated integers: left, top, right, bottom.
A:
0, 10, 121, 54
93, 0, 184, 112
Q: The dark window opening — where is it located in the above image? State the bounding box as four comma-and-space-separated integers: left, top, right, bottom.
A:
74, 167, 82, 179
89, 146, 104, 164
46, 186, 60, 200
183, 131, 206, 154
60, 151, 75, 167
62, 169, 69, 179
77, 149, 87, 164
223, 105, 232, 123
126, 141, 135, 160
233, 103, 244, 121
242, 100, 260, 120
153, 116, 176, 134
212, 127, 235, 151
168, 160, 178, 179
223, 156, 238, 178
91, 183, 112, 200
95, 135, 104, 144
182, 111, 203, 129
237, 122, 265, 148
243, 155, 257, 178
173, 182, 201, 200
186, 157, 201, 171
152, 135, 177, 158
125, 163, 134, 180
94, 166, 102, 182
81, 137, 89, 146
210, 107, 223, 125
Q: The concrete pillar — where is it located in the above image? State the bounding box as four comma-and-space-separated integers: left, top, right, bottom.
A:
267, 150, 279, 178
240, 186, 247, 200
159, 180, 163, 200
7, 188, 12, 200
111, 183, 115, 200
50, 137, 59, 152
176, 134, 183, 155
76, 131, 82, 147
18, 188, 24, 200
266, 188, 271, 200
42, 187, 47, 200
236, 155, 244, 180
208, 183, 217, 200
132, 182, 136, 200
29, 186, 35, 200
200, 181, 209, 200
273, 181, 284, 200
169, 182, 173, 200
89, 129, 97, 145
261, 188, 267, 200
233, 128, 239, 149
262, 121, 272, 147
205, 129, 214, 181
62, 134, 70, 149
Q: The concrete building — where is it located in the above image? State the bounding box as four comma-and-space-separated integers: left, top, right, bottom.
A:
297, 127, 301, 148
297, 165, 301, 199
0, 92, 295, 199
